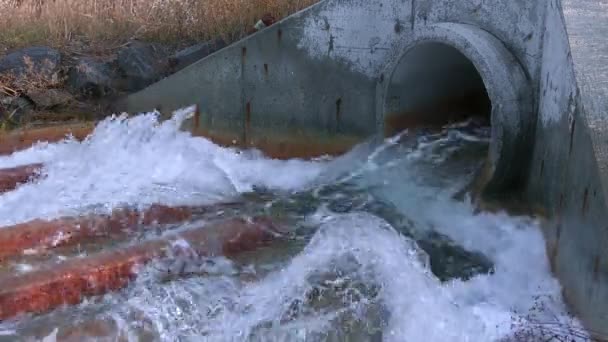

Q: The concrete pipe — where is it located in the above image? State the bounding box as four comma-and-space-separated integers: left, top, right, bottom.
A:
382, 23, 534, 194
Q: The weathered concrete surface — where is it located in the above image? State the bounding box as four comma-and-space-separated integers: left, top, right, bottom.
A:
122, 0, 608, 334
526, 0, 608, 336
122, 0, 409, 157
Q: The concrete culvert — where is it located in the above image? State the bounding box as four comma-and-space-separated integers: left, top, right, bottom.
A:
384, 42, 491, 135
382, 23, 535, 196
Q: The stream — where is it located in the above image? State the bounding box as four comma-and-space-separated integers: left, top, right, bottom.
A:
0, 108, 587, 341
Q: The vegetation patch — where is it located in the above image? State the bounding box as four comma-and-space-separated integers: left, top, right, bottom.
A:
0, 0, 319, 131
0, 0, 318, 50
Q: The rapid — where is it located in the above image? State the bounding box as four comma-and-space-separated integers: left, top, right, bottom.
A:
0, 108, 588, 341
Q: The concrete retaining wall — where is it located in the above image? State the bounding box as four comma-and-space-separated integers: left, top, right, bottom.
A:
527, 0, 608, 334
121, 0, 608, 334
123, 0, 411, 158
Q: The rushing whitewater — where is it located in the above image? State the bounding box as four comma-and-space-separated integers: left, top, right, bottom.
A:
0, 107, 324, 226
0, 109, 588, 341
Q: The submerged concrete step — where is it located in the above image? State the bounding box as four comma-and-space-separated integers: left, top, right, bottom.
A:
0, 216, 283, 321
0, 204, 195, 262
0, 163, 43, 194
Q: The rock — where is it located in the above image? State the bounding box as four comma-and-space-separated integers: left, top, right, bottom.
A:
0, 46, 61, 79
261, 13, 276, 27
26, 89, 72, 109
416, 232, 494, 282
249, 13, 277, 34
168, 39, 227, 72
117, 41, 168, 92
0, 101, 7, 126
155, 255, 238, 282
0, 95, 33, 125
67, 58, 116, 98
55, 320, 121, 342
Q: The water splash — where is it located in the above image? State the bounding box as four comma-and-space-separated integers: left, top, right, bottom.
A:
0, 108, 325, 226
0, 109, 587, 341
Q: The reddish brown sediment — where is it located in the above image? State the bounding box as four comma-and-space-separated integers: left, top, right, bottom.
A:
0, 216, 283, 321
184, 104, 360, 159
0, 120, 358, 160
0, 163, 43, 194
191, 126, 361, 160
0, 204, 194, 262
244, 134, 359, 160
0, 123, 95, 156
2, 108, 357, 160
384, 91, 491, 137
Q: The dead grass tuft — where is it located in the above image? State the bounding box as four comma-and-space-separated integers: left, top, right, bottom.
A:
0, 0, 319, 50
0, 56, 63, 95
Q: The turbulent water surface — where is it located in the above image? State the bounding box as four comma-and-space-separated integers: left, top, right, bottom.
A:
0, 108, 588, 341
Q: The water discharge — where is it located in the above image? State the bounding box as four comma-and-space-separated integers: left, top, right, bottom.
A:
0, 109, 588, 341
0, 108, 324, 226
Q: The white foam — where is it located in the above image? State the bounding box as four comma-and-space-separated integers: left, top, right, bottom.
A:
339, 128, 587, 341
0, 113, 585, 341
116, 210, 583, 341
0, 108, 326, 226
120, 121, 584, 341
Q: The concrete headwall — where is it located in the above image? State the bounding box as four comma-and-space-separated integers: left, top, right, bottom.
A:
124, 0, 411, 158
527, 0, 608, 334
122, 0, 608, 334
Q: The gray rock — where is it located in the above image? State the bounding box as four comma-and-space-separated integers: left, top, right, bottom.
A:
0, 46, 61, 79
117, 41, 168, 92
198, 256, 238, 276
67, 58, 116, 98
168, 39, 227, 72
26, 88, 73, 109
0, 95, 33, 125
154, 255, 238, 282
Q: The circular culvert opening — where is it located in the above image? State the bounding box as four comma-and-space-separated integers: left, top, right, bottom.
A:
382, 23, 534, 196
384, 42, 491, 136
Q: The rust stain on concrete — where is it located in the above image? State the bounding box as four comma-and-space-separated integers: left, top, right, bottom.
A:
0, 123, 95, 156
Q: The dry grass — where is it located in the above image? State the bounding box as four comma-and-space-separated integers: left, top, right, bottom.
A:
0, 54, 66, 129
0, 0, 318, 50
0, 56, 62, 93
0, 0, 319, 131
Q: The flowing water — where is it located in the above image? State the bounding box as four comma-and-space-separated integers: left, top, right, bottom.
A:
0, 108, 589, 341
